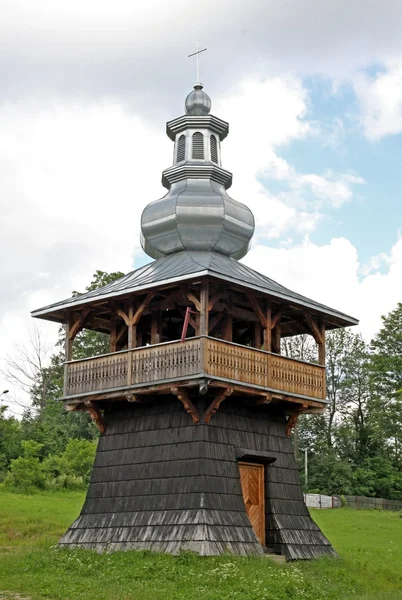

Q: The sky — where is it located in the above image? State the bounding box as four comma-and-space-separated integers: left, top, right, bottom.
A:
1, 0, 402, 415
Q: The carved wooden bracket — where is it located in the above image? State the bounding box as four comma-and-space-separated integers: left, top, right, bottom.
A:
204, 387, 233, 424
207, 287, 225, 311
171, 387, 200, 423
285, 406, 306, 436
83, 401, 106, 434
69, 307, 92, 341
251, 392, 273, 406
302, 311, 324, 345
246, 292, 267, 327
117, 292, 155, 327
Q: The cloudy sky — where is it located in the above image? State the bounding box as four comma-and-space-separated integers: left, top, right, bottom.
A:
1, 0, 402, 414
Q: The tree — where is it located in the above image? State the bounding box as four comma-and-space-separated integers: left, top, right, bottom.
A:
68, 269, 125, 359
369, 303, 402, 466
4, 327, 52, 414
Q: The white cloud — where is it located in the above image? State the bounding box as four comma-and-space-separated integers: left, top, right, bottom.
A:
354, 64, 402, 139
245, 235, 402, 342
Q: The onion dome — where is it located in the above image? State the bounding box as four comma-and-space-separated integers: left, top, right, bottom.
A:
140, 85, 255, 261
185, 83, 211, 116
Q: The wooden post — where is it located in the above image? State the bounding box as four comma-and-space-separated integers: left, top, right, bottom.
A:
151, 310, 161, 345
254, 321, 261, 349
318, 323, 326, 365
127, 302, 136, 349
272, 321, 281, 354
223, 313, 233, 342
110, 304, 117, 352
64, 314, 73, 397
264, 304, 272, 351
199, 279, 209, 336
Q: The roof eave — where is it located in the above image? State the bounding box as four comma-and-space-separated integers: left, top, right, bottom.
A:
31, 268, 358, 328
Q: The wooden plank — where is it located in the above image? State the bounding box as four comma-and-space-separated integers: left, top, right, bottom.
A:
318, 323, 326, 365
246, 292, 267, 327
239, 462, 265, 547
151, 311, 161, 345
223, 313, 233, 342
171, 387, 200, 423
203, 388, 233, 424
264, 304, 272, 351
199, 279, 209, 336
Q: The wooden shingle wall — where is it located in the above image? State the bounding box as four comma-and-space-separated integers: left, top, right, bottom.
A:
59, 398, 336, 559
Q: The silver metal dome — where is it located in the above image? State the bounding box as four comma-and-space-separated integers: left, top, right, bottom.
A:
141, 180, 254, 260
140, 84, 255, 261
185, 83, 211, 115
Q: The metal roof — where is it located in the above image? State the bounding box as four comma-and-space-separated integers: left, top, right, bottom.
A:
32, 251, 358, 327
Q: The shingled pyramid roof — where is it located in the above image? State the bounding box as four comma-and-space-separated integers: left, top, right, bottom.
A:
32, 251, 358, 328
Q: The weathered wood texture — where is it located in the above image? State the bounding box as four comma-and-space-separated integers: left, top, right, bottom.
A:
239, 462, 265, 546
59, 399, 336, 560
64, 337, 325, 401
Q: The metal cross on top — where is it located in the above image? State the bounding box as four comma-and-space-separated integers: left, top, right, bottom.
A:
188, 41, 207, 84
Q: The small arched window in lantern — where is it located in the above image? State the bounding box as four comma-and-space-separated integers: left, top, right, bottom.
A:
177, 134, 186, 162
210, 135, 218, 163
192, 132, 204, 159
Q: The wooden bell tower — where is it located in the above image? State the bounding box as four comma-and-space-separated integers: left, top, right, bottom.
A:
32, 82, 357, 560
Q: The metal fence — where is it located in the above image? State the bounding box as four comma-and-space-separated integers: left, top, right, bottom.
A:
304, 493, 402, 511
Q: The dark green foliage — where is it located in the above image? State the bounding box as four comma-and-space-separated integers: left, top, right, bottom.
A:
1, 270, 122, 489
4, 441, 46, 492
71, 269, 125, 360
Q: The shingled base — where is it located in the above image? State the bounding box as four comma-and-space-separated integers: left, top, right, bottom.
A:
59, 398, 337, 560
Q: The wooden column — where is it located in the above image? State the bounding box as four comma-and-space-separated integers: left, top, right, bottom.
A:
110, 304, 117, 352
264, 304, 272, 352
254, 321, 262, 349
223, 313, 233, 342
199, 279, 209, 336
151, 310, 161, 345
63, 314, 73, 397
318, 323, 326, 365
127, 303, 136, 349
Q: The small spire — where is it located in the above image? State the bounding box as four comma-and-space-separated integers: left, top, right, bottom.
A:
188, 41, 207, 86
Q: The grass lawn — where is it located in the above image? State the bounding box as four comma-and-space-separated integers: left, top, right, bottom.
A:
0, 488, 402, 600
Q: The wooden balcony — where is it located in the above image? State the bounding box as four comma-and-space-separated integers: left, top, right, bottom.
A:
64, 337, 326, 405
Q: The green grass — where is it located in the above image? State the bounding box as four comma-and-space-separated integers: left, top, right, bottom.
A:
0, 488, 402, 600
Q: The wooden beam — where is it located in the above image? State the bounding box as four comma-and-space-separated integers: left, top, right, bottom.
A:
181, 284, 202, 312
83, 401, 106, 434
171, 387, 200, 423
127, 303, 135, 349
204, 388, 233, 424
285, 408, 302, 436
69, 308, 92, 341
254, 321, 262, 349
303, 311, 324, 345
110, 306, 117, 352
208, 311, 225, 334
132, 292, 155, 325
199, 279, 209, 336
318, 322, 326, 365
264, 304, 272, 351
271, 307, 285, 330
151, 310, 161, 345
272, 323, 281, 354
65, 314, 73, 361
207, 287, 225, 311
116, 308, 130, 326
250, 393, 272, 405
246, 292, 267, 327
223, 312, 233, 342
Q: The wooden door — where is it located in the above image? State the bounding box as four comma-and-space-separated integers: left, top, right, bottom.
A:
239, 462, 265, 546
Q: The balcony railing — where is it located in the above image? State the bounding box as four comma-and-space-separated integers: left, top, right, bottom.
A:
64, 337, 326, 402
